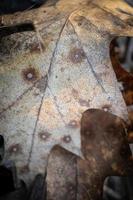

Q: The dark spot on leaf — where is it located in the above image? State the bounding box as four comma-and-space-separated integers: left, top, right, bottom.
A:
67, 120, 79, 128
39, 131, 51, 141
29, 42, 45, 53
69, 48, 86, 64
8, 144, 21, 154
22, 67, 39, 83
102, 104, 111, 112
78, 98, 90, 107
62, 135, 72, 143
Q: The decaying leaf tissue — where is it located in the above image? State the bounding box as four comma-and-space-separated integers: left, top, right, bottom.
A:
0, 0, 133, 199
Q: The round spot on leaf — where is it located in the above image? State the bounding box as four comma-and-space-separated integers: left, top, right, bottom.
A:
102, 104, 111, 112
8, 144, 21, 154
68, 120, 79, 128
39, 132, 51, 141
78, 98, 90, 107
22, 67, 39, 83
62, 135, 72, 143
69, 48, 86, 64
29, 42, 45, 53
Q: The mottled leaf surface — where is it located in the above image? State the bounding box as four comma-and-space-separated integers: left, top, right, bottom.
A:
0, 0, 133, 184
